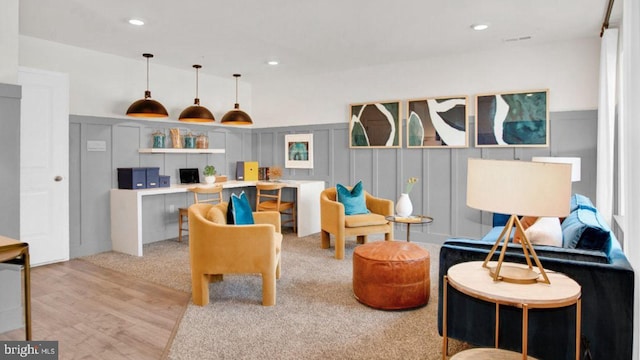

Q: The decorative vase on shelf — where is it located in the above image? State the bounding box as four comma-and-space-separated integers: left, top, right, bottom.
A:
396, 193, 413, 217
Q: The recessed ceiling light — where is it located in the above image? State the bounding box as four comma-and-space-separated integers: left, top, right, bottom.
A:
267, 60, 279, 66
129, 18, 145, 26
471, 23, 489, 31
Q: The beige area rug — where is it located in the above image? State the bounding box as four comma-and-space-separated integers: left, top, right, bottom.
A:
82, 232, 470, 359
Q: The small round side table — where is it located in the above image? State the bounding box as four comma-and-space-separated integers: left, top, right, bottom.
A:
385, 215, 433, 242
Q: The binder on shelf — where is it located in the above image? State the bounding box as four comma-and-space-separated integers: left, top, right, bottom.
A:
236, 161, 245, 180
145, 167, 160, 188
117, 168, 147, 189
244, 161, 259, 181
258, 167, 270, 181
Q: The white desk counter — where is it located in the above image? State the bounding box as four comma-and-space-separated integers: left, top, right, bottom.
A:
111, 180, 325, 256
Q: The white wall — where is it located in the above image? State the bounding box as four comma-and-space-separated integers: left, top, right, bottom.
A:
19, 36, 252, 121
252, 37, 600, 128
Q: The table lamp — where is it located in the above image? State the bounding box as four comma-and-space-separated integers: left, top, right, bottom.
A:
467, 158, 572, 284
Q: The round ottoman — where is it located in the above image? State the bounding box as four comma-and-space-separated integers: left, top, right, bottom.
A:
353, 241, 430, 310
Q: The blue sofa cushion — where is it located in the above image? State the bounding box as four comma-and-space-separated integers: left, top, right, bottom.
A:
561, 207, 611, 251
492, 213, 511, 227
570, 193, 597, 212
336, 181, 370, 215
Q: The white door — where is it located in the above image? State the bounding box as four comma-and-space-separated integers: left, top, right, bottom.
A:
18, 67, 69, 266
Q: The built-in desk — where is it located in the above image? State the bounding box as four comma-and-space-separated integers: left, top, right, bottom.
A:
110, 180, 325, 256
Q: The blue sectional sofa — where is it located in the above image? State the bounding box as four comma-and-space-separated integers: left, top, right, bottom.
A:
438, 194, 634, 360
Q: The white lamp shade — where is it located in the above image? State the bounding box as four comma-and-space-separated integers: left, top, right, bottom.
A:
467, 158, 572, 217
531, 156, 581, 182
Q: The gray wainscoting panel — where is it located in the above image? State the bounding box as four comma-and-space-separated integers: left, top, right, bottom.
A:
332, 128, 350, 186
69, 123, 81, 254
454, 146, 484, 238
78, 123, 112, 256
0, 83, 21, 239
313, 129, 331, 181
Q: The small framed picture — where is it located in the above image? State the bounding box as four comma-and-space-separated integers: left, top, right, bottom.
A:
285, 134, 313, 169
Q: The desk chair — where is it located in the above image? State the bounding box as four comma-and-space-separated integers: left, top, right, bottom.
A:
178, 185, 224, 242
256, 183, 296, 232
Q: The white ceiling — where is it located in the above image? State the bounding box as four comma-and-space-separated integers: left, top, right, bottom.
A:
18, 0, 620, 82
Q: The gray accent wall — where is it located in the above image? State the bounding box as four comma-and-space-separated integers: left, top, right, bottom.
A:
0, 83, 21, 239
251, 110, 597, 244
69, 110, 596, 257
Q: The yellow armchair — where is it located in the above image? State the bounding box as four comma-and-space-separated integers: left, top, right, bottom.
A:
320, 187, 393, 259
188, 202, 283, 306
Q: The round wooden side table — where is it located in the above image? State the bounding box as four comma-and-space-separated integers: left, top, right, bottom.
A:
442, 261, 581, 360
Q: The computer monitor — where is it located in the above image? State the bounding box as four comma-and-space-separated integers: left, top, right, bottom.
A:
179, 168, 200, 184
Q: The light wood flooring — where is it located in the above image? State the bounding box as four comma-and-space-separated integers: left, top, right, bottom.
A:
0, 259, 190, 359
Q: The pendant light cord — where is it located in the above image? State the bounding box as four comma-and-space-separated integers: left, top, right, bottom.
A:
235, 76, 239, 103
146, 56, 150, 91
195, 66, 199, 99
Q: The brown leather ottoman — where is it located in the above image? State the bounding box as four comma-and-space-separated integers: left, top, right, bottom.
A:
353, 241, 430, 310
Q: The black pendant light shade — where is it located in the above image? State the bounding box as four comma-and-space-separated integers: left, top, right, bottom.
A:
126, 53, 168, 118
221, 74, 253, 125
179, 65, 215, 122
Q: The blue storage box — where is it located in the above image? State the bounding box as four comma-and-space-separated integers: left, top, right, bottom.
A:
117, 168, 147, 189
159, 175, 170, 187
145, 167, 160, 188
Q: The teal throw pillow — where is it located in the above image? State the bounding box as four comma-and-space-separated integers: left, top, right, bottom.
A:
227, 191, 255, 225
336, 181, 370, 215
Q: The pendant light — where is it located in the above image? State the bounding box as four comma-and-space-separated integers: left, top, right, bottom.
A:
221, 74, 253, 125
179, 64, 215, 122
126, 53, 168, 118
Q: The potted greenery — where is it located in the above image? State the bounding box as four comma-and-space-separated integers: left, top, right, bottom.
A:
203, 165, 217, 184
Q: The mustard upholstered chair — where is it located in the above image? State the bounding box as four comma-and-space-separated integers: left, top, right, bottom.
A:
320, 187, 394, 260
188, 202, 282, 306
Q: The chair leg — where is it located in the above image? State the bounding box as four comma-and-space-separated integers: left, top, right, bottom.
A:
292, 206, 296, 233
276, 260, 281, 279
262, 272, 276, 306
335, 234, 345, 260
321, 230, 331, 249
178, 212, 183, 242
385, 232, 393, 241
357, 235, 367, 244
191, 273, 210, 306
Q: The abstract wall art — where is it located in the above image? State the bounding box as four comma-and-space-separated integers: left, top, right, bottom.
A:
350, 101, 401, 148
285, 133, 313, 169
475, 89, 549, 147
407, 96, 468, 148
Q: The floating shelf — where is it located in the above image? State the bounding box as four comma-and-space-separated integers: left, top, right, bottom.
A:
138, 148, 225, 154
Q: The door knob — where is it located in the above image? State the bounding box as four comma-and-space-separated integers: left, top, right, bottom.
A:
54, 176, 63, 182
